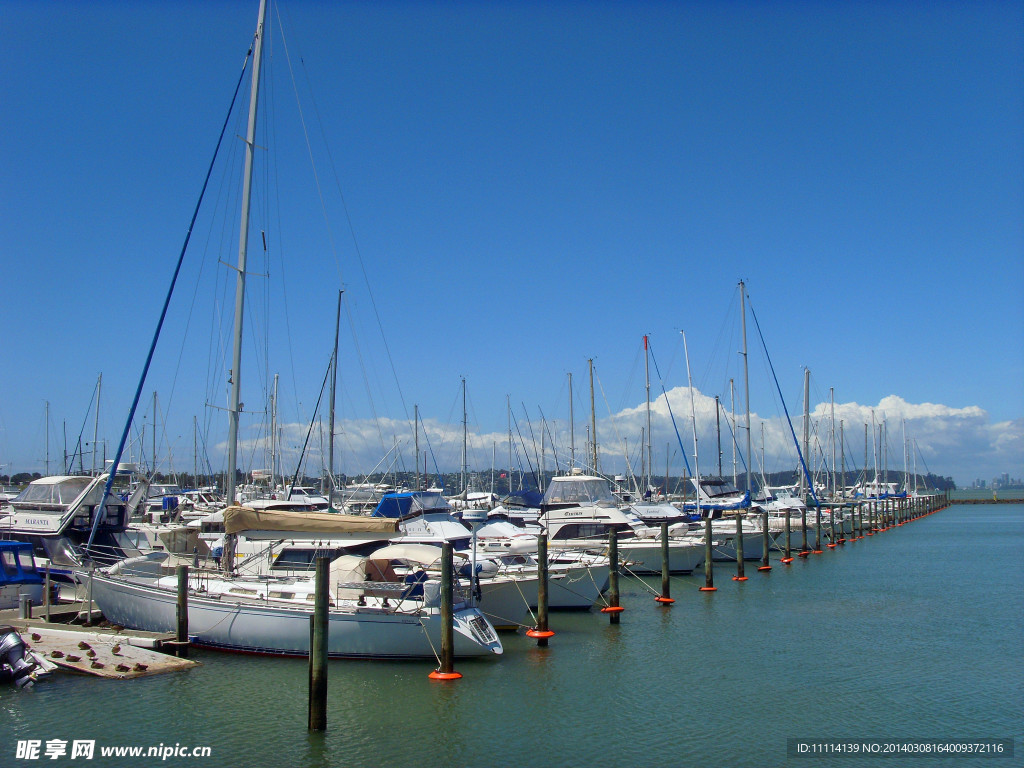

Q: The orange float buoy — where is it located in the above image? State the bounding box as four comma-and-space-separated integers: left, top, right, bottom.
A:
525, 628, 555, 639
654, 596, 675, 604
699, 586, 717, 592
757, 565, 772, 572
600, 605, 625, 613
428, 670, 463, 681
781, 557, 794, 564
732, 576, 749, 581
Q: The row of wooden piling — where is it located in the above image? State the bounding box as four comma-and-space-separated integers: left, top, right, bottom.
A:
293, 494, 947, 730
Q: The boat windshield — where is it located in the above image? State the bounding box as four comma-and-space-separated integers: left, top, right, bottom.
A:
542, 478, 618, 507
14, 477, 94, 507
696, 478, 741, 499
149, 485, 181, 497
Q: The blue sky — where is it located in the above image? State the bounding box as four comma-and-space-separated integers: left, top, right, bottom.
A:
2, 0, 1021, 486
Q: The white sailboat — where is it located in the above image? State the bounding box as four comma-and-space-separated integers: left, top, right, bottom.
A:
86, 0, 501, 660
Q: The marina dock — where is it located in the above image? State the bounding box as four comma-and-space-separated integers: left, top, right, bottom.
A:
0, 604, 196, 679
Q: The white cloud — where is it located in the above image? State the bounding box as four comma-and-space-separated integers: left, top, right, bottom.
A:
212, 388, 1020, 487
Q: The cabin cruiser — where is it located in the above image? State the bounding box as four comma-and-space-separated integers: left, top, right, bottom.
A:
0, 474, 139, 586
539, 473, 706, 574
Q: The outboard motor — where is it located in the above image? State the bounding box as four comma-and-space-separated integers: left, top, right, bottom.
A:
0, 626, 42, 689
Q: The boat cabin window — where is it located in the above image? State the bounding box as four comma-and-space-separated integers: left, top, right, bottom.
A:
1, 550, 17, 575
541, 478, 618, 507
696, 478, 742, 499
271, 547, 342, 571
15, 477, 94, 506
551, 522, 634, 541
16, 548, 35, 573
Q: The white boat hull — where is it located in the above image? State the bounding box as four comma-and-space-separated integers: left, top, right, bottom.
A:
89, 573, 501, 659
475, 563, 608, 629
550, 539, 704, 575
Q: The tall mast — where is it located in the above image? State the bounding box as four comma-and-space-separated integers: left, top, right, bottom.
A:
461, 377, 468, 495
507, 396, 512, 493
193, 415, 198, 487
715, 396, 722, 477
225, 0, 268, 510
589, 358, 598, 474
830, 388, 836, 500
414, 404, 420, 492
730, 378, 737, 486
839, 420, 845, 499
152, 391, 157, 478
682, 332, 699, 498
328, 289, 341, 492
44, 401, 50, 476
739, 281, 752, 500
93, 373, 102, 476
800, 367, 810, 499
902, 418, 908, 493
270, 373, 278, 489
644, 335, 651, 491
568, 372, 575, 471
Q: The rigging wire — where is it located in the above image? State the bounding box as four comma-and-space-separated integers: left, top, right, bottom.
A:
87, 36, 255, 552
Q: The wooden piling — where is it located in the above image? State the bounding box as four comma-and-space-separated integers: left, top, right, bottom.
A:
43, 565, 51, 623
19, 593, 31, 620
813, 506, 823, 554
701, 516, 716, 590
759, 508, 771, 571
733, 514, 747, 580
606, 529, 621, 622
175, 564, 189, 659
800, 508, 810, 553
308, 555, 329, 728
429, 542, 461, 679
657, 522, 674, 603
782, 508, 793, 563
528, 534, 555, 644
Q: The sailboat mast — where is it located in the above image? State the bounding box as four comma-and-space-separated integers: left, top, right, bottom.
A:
644, 335, 651, 492
840, 420, 845, 499
800, 367, 810, 499
568, 372, 575, 471
271, 373, 278, 489
830, 388, 836, 500
682, 332, 699, 498
225, 0, 268, 510
414, 404, 420, 492
739, 281, 752, 501
715, 396, 722, 477
730, 378, 737, 486
152, 391, 157, 478
44, 401, 50, 476
589, 359, 598, 474
507, 396, 512, 493
328, 289, 341, 492
461, 377, 468, 495
93, 373, 102, 476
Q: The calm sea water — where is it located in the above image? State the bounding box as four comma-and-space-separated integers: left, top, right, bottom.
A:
4, 504, 1022, 767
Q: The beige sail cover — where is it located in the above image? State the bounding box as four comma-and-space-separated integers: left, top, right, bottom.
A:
223, 505, 399, 535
